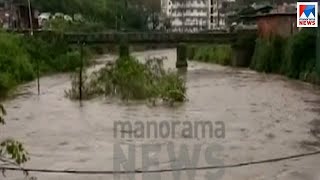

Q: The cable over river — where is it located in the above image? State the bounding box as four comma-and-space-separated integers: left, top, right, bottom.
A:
1, 49, 320, 180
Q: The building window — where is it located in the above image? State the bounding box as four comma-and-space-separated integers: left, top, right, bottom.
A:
210, 16, 213, 23
210, 7, 213, 14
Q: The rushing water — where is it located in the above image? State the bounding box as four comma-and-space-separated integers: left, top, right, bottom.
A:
1, 49, 320, 180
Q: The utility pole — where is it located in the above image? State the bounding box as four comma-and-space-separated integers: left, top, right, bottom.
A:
79, 42, 84, 103
27, 0, 40, 95
27, 0, 33, 35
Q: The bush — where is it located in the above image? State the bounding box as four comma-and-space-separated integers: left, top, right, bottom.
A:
251, 38, 272, 72
0, 33, 35, 94
251, 36, 286, 73
251, 29, 319, 84
65, 56, 187, 104
158, 73, 186, 102
0, 73, 16, 96
0, 31, 93, 97
283, 29, 317, 79
64, 69, 104, 100
189, 45, 232, 65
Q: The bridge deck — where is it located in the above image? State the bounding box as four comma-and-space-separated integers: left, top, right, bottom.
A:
12, 30, 256, 44
61, 32, 237, 44
15, 30, 240, 44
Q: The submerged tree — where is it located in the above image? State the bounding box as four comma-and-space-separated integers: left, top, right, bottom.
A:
0, 104, 29, 172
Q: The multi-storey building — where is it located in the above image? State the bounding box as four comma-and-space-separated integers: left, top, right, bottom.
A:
162, 0, 235, 32
207, 0, 235, 30
162, 0, 208, 32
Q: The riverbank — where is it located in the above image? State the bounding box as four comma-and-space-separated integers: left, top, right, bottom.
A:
0, 31, 96, 98
188, 29, 320, 85
188, 45, 233, 65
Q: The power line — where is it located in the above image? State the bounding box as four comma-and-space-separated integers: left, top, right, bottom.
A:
1, 150, 320, 175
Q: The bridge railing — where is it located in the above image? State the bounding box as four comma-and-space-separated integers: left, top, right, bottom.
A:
8, 29, 254, 45
61, 32, 238, 44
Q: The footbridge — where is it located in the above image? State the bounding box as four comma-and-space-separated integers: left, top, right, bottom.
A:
61, 32, 237, 44
23, 30, 257, 68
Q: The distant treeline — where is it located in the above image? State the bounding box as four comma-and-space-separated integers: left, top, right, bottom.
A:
31, 0, 161, 31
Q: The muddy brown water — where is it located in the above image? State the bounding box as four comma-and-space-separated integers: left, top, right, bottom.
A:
1, 49, 320, 180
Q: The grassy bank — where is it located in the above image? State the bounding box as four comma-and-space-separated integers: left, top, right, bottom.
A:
0, 31, 94, 97
188, 45, 233, 66
251, 29, 320, 84
188, 29, 319, 85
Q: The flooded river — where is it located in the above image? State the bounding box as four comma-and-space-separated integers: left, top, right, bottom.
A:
1, 49, 320, 180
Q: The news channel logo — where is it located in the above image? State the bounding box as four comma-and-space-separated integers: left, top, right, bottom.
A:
297, 2, 318, 28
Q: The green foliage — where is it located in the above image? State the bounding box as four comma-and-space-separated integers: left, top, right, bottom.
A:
251, 29, 319, 84
0, 73, 17, 96
251, 36, 287, 73
65, 56, 187, 104
0, 139, 29, 165
64, 69, 104, 100
0, 31, 92, 97
43, 18, 107, 32
251, 38, 274, 72
32, 0, 154, 31
189, 45, 233, 65
158, 73, 186, 103
0, 33, 35, 95
0, 104, 29, 166
283, 29, 317, 79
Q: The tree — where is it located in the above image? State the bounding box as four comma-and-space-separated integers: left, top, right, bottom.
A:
31, 0, 153, 31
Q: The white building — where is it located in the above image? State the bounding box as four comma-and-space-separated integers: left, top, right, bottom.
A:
163, 0, 208, 32
162, 0, 235, 32
208, 0, 235, 30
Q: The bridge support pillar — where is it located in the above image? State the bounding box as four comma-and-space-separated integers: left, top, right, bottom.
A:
176, 43, 188, 68
119, 43, 130, 58
231, 32, 257, 67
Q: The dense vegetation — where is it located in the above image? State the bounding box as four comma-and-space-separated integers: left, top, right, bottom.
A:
251, 29, 319, 84
0, 31, 92, 97
188, 45, 233, 65
31, 0, 161, 31
65, 56, 187, 104
189, 29, 319, 85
